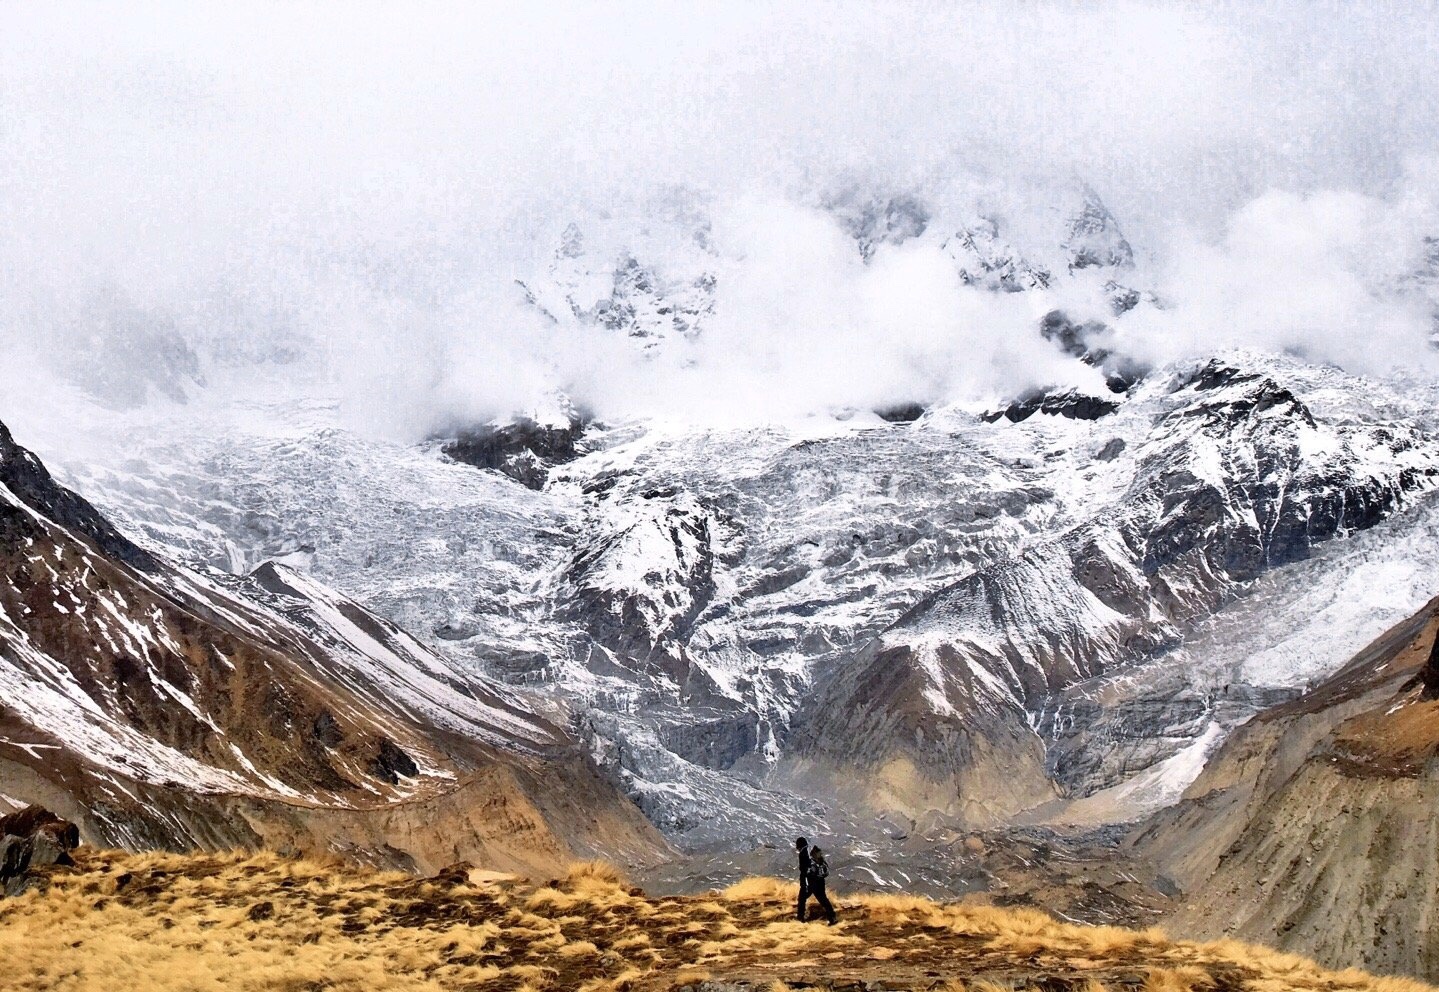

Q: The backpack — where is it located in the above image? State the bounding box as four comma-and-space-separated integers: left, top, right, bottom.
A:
809, 860, 828, 882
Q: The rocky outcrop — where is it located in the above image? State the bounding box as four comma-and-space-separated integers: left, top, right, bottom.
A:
560, 486, 740, 684
586, 255, 714, 347
1037, 309, 1146, 390
0, 806, 80, 896
1063, 188, 1134, 272
443, 416, 587, 490
942, 217, 1051, 292
0, 419, 157, 571
982, 387, 1120, 423
876, 402, 927, 424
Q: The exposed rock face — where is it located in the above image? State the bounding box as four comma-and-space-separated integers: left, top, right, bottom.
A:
829, 191, 931, 261
876, 402, 927, 424
982, 388, 1120, 423
1419, 624, 1439, 698
443, 416, 587, 490
0, 806, 80, 896
0, 420, 157, 572
1064, 188, 1135, 272
588, 255, 714, 348
559, 486, 743, 695
781, 359, 1439, 826
369, 738, 419, 784
515, 201, 717, 352
0, 420, 666, 873
1038, 310, 1146, 391
942, 217, 1052, 292
1131, 594, 1439, 979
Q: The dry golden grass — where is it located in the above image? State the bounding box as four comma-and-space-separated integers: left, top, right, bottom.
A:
0, 852, 1432, 992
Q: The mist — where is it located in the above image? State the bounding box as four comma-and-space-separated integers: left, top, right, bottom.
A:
3, 1, 1439, 441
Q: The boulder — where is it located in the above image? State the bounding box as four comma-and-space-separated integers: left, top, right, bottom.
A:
0, 806, 81, 897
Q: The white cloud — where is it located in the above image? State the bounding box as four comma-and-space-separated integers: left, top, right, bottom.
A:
1119, 187, 1439, 378
1, 1, 1437, 439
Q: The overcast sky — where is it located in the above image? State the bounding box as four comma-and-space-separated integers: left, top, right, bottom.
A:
3, 2, 1438, 434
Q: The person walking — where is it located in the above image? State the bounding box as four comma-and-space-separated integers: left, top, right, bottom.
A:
805, 846, 839, 925
794, 837, 811, 921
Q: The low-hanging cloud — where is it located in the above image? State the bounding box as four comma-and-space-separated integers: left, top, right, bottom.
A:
3, 1, 1439, 444
1117, 183, 1439, 376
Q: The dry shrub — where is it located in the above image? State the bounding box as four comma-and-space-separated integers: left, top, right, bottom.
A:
1145, 967, 1216, 992
669, 967, 712, 987
576, 969, 646, 992
526, 887, 585, 913
731, 920, 864, 955
1369, 977, 1439, 992
557, 939, 600, 959
719, 876, 790, 903
856, 891, 937, 919
971, 979, 1015, 992
709, 920, 742, 939
988, 906, 1056, 938
564, 860, 628, 888
528, 931, 569, 953
504, 963, 558, 985
611, 933, 651, 951
994, 934, 1060, 959
1071, 925, 1146, 957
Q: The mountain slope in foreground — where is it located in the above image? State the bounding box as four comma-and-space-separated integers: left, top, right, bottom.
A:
1131, 589, 1439, 978
0, 419, 664, 873
2, 846, 1434, 992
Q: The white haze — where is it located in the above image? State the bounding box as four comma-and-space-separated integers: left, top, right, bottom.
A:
2, 2, 1439, 441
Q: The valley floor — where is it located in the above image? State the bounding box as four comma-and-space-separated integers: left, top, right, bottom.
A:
0, 850, 1430, 992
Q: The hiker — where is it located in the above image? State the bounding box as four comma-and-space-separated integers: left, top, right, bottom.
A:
804, 846, 838, 925
794, 837, 811, 921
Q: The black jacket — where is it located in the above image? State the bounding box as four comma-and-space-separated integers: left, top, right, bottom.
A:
797, 845, 811, 881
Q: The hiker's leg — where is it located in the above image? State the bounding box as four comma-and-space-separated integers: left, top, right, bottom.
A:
797, 881, 809, 921
815, 883, 837, 923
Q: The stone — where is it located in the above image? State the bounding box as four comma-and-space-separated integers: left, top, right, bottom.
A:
0, 806, 81, 898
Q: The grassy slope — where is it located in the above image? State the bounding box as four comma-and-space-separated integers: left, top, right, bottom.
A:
0, 850, 1431, 992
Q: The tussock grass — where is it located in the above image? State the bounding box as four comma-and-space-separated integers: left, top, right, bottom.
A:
0, 850, 1431, 992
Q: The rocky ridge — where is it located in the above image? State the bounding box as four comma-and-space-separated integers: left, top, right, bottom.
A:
0, 806, 79, 898
0, 419, 664, 873
1130, 586, 1439, 978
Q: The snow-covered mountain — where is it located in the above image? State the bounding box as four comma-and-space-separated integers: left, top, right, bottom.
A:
0, 419, 663, 872
35, 348, 1439, 862
14, 179, 1439, 902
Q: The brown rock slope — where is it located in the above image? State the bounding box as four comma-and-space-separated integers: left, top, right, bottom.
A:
1130, 594, 1439, 979
6, 847, 1438, 992
0, 420, 665, 873
782, 363, 1439, 828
